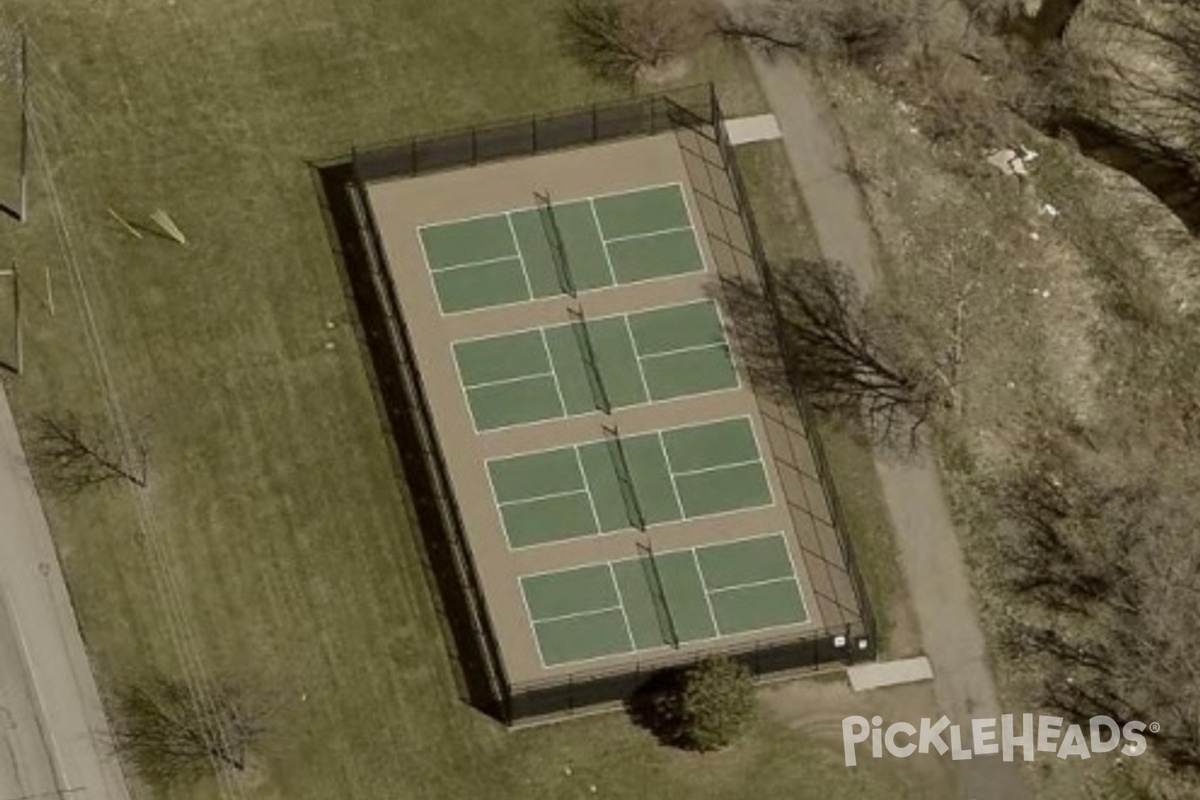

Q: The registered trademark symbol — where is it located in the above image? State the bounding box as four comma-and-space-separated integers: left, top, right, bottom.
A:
1149, 722, 1161, 734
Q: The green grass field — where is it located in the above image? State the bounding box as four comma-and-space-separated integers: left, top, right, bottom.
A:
0, 3, 924, 799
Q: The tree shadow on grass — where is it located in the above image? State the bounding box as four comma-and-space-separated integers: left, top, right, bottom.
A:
626, 668, 685, 747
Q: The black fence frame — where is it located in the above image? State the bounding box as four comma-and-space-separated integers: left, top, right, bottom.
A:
315, 84, 876, 725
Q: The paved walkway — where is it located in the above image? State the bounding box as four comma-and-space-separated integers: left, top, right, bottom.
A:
729, 38, 1032, 800
0, 388, 130, 800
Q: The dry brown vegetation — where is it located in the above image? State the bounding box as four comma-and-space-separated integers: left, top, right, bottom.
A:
719, 0, 1200, 796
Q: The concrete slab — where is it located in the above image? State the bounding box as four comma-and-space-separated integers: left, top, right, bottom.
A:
848, 656, 934, 692
723, 114, 782, 145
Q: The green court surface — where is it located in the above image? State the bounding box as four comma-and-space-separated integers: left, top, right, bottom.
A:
520, 533, 809, 667
454, 300, 737, 431
487, 417, 772, 549
418, 184, 705, 313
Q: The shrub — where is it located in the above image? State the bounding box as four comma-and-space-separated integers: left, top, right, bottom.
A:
676, 657, 757, 752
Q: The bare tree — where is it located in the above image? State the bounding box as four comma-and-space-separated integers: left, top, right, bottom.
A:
1009, 0, 1200, 231
112, 675, 274, 787
561, 0, 713, 84
31, 413, 146, 492
720, 0, 914, 65
721, 259, 949, 446
996, 425, 1200, 772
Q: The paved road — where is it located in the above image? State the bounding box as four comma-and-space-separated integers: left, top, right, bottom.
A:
0, 387, 130, 800
727, 38, 1032, 800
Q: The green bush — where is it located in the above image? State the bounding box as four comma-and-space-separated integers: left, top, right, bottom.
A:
677, 657, 757, 751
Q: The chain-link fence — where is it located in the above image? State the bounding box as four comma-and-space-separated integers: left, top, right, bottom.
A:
318, 84, 877, 725
351, 85, 715, 182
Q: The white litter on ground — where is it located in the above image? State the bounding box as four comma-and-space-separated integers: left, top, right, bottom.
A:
986, 147, 1034, 176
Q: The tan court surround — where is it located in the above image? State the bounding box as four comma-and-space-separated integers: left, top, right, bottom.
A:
367, 133, 839, 689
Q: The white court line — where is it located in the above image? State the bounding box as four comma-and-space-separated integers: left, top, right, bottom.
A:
516, 580, 552, 669
677, 178, 713, 275
573, 445, 603, 534
745, 414, 779, 509
416, 207, 515, 235
671, 458, 764, 479
588, 180, 688, 205
496, 487, 591, 509
428, 253, 520, 273
693, 531, 810, 627
490, 414, 759, 469
463, 370, 555, 391
462, 385, 742, 438
414, 181, 686, 234
586, 199, 619, 286
709, 294, 745, 393
779, 531, 813, 625
690, 549, 722, 636
693, 530, 789, 557
450, 297, 717, 350
659, 415, 761, 469
523, 536, 812, 667
608, 563, 638, 650
487, 417, 775, 552
622, 316, 653, 401
423, 182, 703, 317
602, 225, 692, 245
538, 328, 569, 417
636, 341, 728, 361
448, 344, 488, 433
505, 212, 535, 298
533, 604, 626, 625
435, 263, 705, 318
705, 576, 797, 595
656, 430, 686, 519
589, 183, 689, 240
